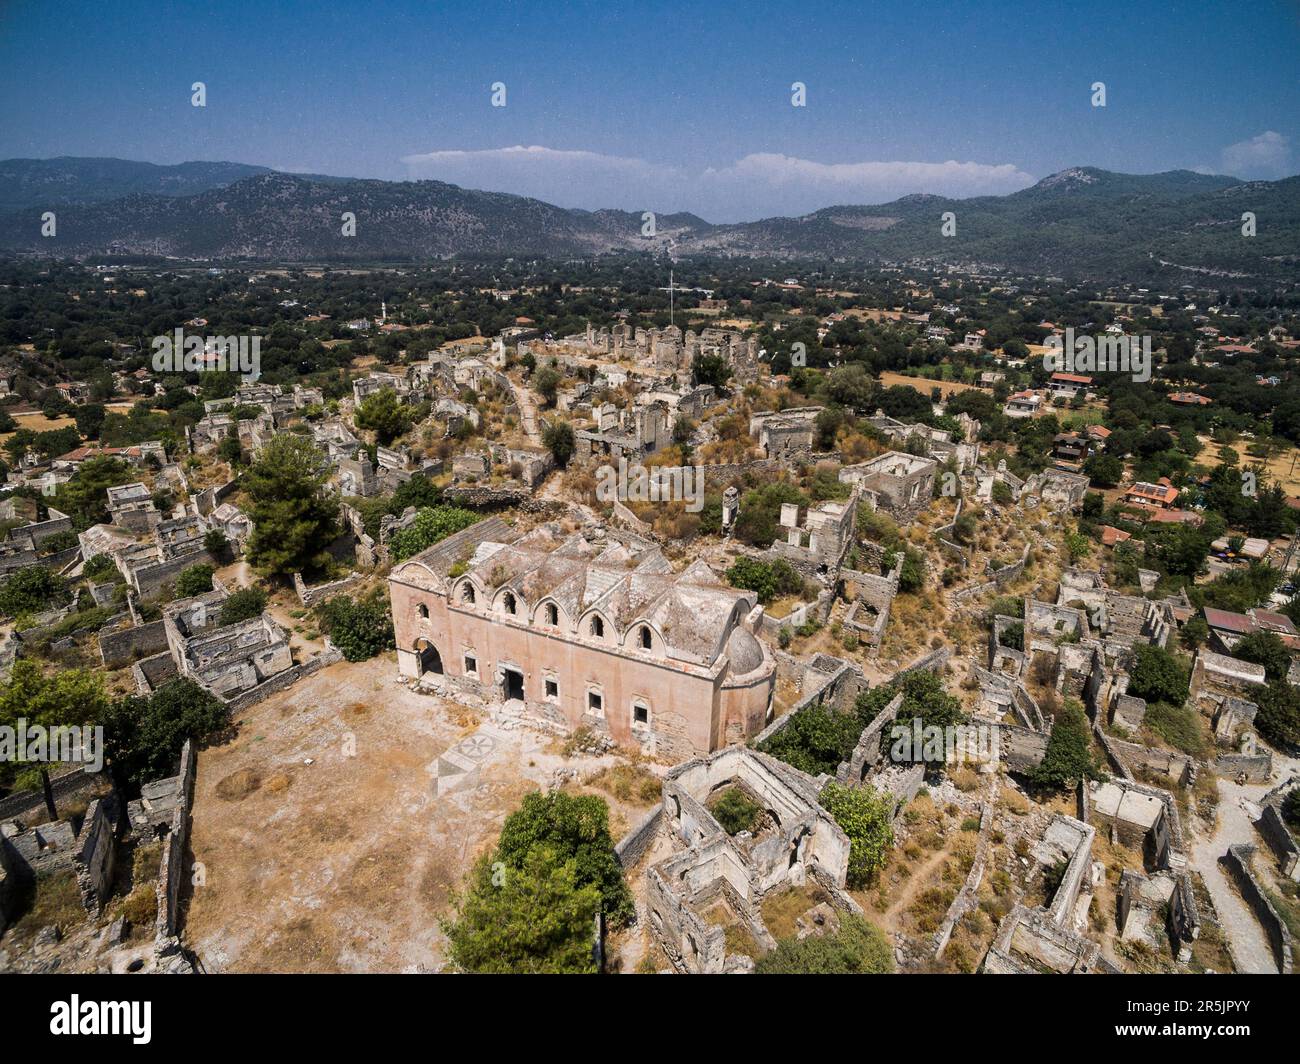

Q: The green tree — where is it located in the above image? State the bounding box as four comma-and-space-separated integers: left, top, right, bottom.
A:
243, 434, 340, 576
823, 364, 875, 410
0, 661, 109, 793
54, 456, 134, 527
100, 678, 229, 788
174, 563, 214, 598
692, 352, 732, 392
1232, 630, 1291, 685
542, 420, 575, 468
1083, 453, 1124, 488
317, 591, 395, 661
712, 788, 761, 835
444, 845, 600, 974
819, 781, 894, 887
1031, 703, 1100, 790
1254, 682, 1300, 750
1127, 644, 1191, 707
533, 366, 562, 407
354, 387, 412, 445
495, 790, 634, 927
0, 567, 70, 618
219, 587, 268, 625
1179, 614, 1209, 652
759, 702, 862, 776
725, 557, 801, 605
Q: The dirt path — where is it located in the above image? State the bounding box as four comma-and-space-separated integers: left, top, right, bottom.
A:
1187, 777, 1279, 974
878, 847, 952, 930
505, 374, 543, 445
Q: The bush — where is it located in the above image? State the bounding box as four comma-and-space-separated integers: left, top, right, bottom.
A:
712, 788, 761, 835
317, 591, 394, 661
1127, 644, 1190, 707
724, 557, 802, 604
174, 563, 214, 598
83, 554, 120, 583
0, 567, 71, 618
758, 702, 861, 776
819, 781, 895, 887
388, 505, 480, 562
219, 587, 268, 626
754, 914, 894, 974
1031, 702, 1100, 790
1284, 790, 1300, 831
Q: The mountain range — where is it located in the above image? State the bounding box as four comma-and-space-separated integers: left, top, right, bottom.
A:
0, 157, 1297, 283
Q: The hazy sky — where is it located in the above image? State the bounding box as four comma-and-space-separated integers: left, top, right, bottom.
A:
1, 0, 1296, 221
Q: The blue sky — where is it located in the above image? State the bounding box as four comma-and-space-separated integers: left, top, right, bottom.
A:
1, 0, 1296, 220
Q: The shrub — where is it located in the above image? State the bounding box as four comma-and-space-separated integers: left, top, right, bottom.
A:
1031, 702, 1101, 790
1128, 644, 1191, 707
219, 587, 268, 626
712, 788, 761, 835
317, 591, 395, 661
174, 563, 215, 598
819, 781, 894, 887
755, 914, 893, 974
0, 567, 70, 618
389, 505, 480, 562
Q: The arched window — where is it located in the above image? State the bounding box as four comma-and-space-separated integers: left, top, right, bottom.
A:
417, 604, 429, 619
590, 616, 604, 638
546, 603, 559, 626
462, 584, 476, 604
502, 591, 516, 615
639, 626, 652, 650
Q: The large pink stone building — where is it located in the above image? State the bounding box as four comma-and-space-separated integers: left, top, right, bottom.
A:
388, 519, 776, 760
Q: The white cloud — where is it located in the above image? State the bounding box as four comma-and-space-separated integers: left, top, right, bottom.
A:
1218, 131, 1292, 180
400, 145, 1035, 222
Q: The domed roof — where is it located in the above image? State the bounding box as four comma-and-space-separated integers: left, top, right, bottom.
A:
725, 626, 765, 675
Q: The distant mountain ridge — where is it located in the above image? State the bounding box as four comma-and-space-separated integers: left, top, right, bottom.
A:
0, 157, 1296, 282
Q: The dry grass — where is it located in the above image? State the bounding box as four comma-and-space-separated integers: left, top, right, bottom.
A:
760, 883, 832, 941
585, 762, 661, 806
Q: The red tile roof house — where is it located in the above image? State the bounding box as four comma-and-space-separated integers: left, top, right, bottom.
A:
1124, 478, 1180, 509
1047, 372, 1093, 396
1100, 525, 1132, 547
1203, 607, 1300, 652
1169, 392, 1212, 406
52, 445, 147, 471
1141, 507, 1203, 527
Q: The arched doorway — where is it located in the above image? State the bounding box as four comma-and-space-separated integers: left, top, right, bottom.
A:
415, 638, 443, 675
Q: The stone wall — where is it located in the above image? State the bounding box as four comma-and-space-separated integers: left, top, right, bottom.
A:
1224, 845, 1293, 974
1257, 804, 1300, 881
73, 798, 117, 914
220, 643, 343, 714
130, 548, 216, 599
0, 766, 102, 821
615, 804, 664, 869
1212, 751, 1273, 783
99, 618, 168, 669
293, 570, 365, 608
154, 740, 197, 942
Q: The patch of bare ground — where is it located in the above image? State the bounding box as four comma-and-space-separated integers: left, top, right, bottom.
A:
182, 655, 608, 972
